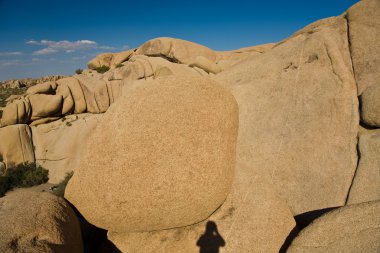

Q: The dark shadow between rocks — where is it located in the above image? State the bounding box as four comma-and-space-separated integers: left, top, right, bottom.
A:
196, 221, 225, 253
279, 206, 340, 252
65, 199, 122, 253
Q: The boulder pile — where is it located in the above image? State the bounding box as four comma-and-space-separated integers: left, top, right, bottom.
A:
0, 0, 379, 252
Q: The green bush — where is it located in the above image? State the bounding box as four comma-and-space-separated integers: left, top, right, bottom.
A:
53, 171, 73, 197
95, 65, 110, 73
0, 163, 49, 197
116, 63, 124, 68
75, 68, 83, 74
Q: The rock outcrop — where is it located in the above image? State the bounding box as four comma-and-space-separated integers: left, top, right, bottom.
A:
0, 190, 83, 253
65, 75, 239, 233
0, 124, 35, 169
346, 0, 380, 95
347, 129, 380, 204
216, 15, 358, 215
32, 113, 103, 184
108, 163, 296, 253
287, 200, 380, 253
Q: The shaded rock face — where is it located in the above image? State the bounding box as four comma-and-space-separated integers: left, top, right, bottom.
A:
108, 163, 296, 253
347, 129, 380, 204
216, 15, 359, 215
346, 0, 380, 95
65, 76, 239, 233
287, 201, 380, 253
31, 113, 103, 184
0, 190, 83, 253
0, 124, 35, 169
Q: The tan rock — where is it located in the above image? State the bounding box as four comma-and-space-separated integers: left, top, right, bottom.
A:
216, 15, 358, 215
360, 81, 380, 127
32, 114, 103, 184
287, 201, 380, 253
87, 52, 113, 69
136, 37, 217, 64
110, 49, 135, 67
56, 83, 74, 115
26, 81, 56, 95
65, 76, 238, 232
29, 117, 61, 126
0, 190, 83, 253
347, 129, 380, 204
0, 124, 35, 169
74, 75, 110, 113
28, 94, 63, 120
56, 77, 87, 114
0, 98, 31, 127
108, 163, 296, 253
346, 0, 380, 95
189, 55, 222, 74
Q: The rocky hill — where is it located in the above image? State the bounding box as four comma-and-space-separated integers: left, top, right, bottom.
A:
0, 0, 379, 252
0, 75, 66, 89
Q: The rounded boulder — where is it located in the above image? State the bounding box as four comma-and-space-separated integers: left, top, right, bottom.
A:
65, 75, 239, 232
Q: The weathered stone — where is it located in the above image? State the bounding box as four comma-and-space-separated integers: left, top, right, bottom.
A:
32, 114, 103, 184
216, 15, 358, 215
65, 76, 238, 232
0, 190, 83, 253
346, 0, 380, 95
136, 37, 217, 64
26, 81, 56, 95
108, 163, 296, 253
0, 124, 35, 169
87, 53, 113, 69
287, 201, 380, 253
74, 75, 110, 113
56, 77, 87, 114
0, 98, 31, 127
360, 81, 380, 127
28, 94, 63, 120
56, 83, 74, 115
347, 129, 380, 204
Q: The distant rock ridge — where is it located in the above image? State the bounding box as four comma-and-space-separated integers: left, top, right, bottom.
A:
0, 75, 66, 89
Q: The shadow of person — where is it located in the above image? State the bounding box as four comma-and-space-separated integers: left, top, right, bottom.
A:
196, 221, 225, 253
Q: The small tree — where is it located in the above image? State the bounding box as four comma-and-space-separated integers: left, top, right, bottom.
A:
75, 68, 83, 74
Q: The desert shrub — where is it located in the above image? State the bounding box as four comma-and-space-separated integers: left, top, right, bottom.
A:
0, 86, 26, 107
75, 68, 83, 74
53, 171, 73, 197
0, 162, 49, 197
116, 63, 124, 68
95, 65, 110, 73
0, 176, 10, 197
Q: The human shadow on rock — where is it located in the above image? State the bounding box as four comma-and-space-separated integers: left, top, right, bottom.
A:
196, 221, 225, 253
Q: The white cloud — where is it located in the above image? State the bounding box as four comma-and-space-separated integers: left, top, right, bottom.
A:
0, 60, 21, 66
0, 51, 23, 56
27, 39, 115, 55
121, 45, 130, 50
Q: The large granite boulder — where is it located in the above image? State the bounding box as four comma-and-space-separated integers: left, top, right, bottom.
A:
216, 15, 358, 215
347, 129, 380, 204
32, 113, 103, 184
0, 190, 83, 253
0, 124, 35, 169
287, 201, 380, 253
108, 163, 296, 253
65, 75, 238, 233
346, 0, 380, 95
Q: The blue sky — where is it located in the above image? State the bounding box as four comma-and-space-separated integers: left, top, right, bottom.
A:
0, 0, 359, 81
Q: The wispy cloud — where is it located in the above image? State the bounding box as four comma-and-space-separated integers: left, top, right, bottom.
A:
27, 39, 116, 55
0, 51, 23, 56
0, 59, 22, 67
